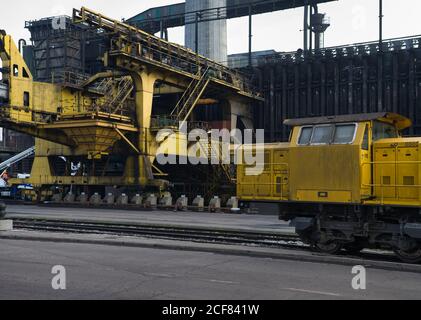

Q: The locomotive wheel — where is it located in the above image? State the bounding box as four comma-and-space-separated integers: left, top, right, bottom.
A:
394, 247, 421, 264
314, 241, 343, 255
343, 243, 365, 255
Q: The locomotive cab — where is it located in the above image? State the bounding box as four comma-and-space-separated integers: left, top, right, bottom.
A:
285, 112, 413, 206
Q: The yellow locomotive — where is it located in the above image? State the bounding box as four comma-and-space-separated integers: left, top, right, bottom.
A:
238, 112, 421, 263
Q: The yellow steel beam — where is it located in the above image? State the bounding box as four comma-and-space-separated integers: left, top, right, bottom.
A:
114, 127, 140, 154
40, 120, 138, 132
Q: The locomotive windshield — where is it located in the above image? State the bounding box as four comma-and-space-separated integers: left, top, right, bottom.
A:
298, 123, 356, 146
372, 121, 398, 141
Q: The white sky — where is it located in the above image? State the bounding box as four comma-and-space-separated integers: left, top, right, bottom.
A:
0, 0, 419, 54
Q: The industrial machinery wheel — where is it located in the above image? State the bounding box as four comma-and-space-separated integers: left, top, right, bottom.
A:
343, 243, 365, 255
394, 247, 421, 264
314, 241, 343, 255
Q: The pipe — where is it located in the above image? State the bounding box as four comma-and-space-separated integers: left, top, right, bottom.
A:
195, 12, 199, 54
248, 5, 253, 67
303, 5, 309, 52
379, 0, 383, 52
312, 4, 320, 50
18, 39, 27, 53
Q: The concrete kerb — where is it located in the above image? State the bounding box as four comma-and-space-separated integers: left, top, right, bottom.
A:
0, 231, 419, 274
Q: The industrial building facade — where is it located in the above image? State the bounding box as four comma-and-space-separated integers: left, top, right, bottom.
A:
253, 37, 421, 142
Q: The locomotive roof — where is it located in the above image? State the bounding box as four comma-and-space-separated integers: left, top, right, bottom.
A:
283, 112, 412, 131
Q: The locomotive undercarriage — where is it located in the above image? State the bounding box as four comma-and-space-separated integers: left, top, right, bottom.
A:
280, 203, 421, 263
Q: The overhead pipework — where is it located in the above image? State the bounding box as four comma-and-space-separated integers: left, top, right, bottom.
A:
127, 0, 336, 63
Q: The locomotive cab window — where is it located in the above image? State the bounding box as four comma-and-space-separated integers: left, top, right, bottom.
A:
298, 127, 313, 145
311, 125, 334, 144
362, 125, 369, 150
372, 121, 398, 141
298, 123, 357, 146
333, 124, 356, 144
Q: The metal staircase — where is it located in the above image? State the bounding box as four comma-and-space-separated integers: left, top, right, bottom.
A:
90, 76, 133, 114
109, 77, 134, 114
89, 77, 114, 95
197, 139, 234, 183
0, 146, 35, 172
171, 68, 211, 123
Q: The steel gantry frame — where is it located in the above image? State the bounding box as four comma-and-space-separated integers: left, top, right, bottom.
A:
72, 6, 262, 186
0, 7, 262, 201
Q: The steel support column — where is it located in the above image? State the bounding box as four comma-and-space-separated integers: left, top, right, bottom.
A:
303, 5, 309, 52
248, 5, 253, 67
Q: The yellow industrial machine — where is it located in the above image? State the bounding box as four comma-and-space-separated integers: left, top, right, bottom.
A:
0, 8, 260, 200
237, 112, 421, 263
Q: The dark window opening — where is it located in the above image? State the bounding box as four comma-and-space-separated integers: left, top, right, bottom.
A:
276, 177, 282, 194
13, 64, 19, 77
23, 91, 30, 107
22, 68, 29, 78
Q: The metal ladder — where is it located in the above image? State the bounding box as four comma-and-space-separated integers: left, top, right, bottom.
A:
171, 68, 211, 123
197, 139, 234, 183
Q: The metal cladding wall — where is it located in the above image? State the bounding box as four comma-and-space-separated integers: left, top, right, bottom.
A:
25, 17, 106, 82
254, 36, 421, 142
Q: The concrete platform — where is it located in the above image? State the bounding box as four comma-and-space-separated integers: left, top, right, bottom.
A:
5, 204, 294, 234
0, 219, 13, 231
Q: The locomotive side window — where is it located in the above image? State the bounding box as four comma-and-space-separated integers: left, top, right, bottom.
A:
372, 121, 398, 141
311, 125, 334, 144
333, 124, 356, 144
362, 125, 369, 150
298, 127, 313, 145
298, 123, 358, 146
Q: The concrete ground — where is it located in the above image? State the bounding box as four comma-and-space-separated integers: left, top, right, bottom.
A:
5, 205, 293, 234
1, 237, 421, 300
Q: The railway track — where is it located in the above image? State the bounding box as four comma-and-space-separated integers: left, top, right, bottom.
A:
11, 218, 304, 249
10, 217, 420, 270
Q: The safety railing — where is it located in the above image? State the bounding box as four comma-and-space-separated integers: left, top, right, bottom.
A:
72, 7, 262, 99
260, 34, 421, 65
150, 116, 212, 132
50, 70, 90, 86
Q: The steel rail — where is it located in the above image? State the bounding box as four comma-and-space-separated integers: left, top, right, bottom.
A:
11, 218, 302, 248
10, 217, 421, 269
